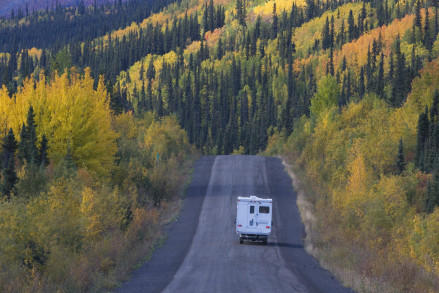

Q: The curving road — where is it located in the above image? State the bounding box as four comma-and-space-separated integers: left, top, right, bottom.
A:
117, 156, 353, 293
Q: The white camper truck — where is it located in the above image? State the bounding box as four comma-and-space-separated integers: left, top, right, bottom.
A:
236, 196, 272, 245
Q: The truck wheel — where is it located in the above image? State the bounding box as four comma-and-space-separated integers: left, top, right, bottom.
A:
263, 239, 267, 245
239, 238, 243, 244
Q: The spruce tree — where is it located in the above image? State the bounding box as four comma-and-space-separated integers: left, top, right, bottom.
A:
415, 0, 422, 31
18, 123, 28, 164
1, 154, 17, 198
388, 51, 394, 81
139, 61, 145, 81
361, 1, 367, 20
26, 113, 36, 163
358, 12, 364, 36
359, 66, 365, 98
2, 128, 17, 169
271, 3, 278, 40
217, 38, 223, 60
424, 7, 432, 51
236, 0, 245, 26
305, 0, 315, 21
391, 36, 407, 107
203, 2, 208, 32
435, 2, 439, 36
396, 138, 406, 175
330, 16, 334, 48
209, 0, 215, 31
416, 107, 430, 169
147, 58, 155, 82
1, 129, 17, 198
347, 10, 356, 42
328, 46, 334, 76
322, 16, 330, 50
424, 159, 439, 213
38, 134, 49, 167
376, 53, 385, 97
338, 19, 345, 47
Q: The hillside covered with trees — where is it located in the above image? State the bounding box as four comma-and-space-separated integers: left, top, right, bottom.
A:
1, 0, 439, 291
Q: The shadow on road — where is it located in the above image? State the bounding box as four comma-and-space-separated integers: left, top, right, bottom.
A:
239, 241, 304, 249
268, 242, 304, 249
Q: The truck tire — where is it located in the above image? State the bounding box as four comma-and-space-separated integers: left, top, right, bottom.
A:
239, 238, 243, 244
263, 239, 267, 245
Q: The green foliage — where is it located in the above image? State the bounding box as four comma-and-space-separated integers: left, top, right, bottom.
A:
424, 161, 439, 213
50, 49, 72, 75
2, 0, 439, 290
1, 128, 18, 198
396, 138, 406, 175
310, 75, 340, 119
1, 153, 17, 198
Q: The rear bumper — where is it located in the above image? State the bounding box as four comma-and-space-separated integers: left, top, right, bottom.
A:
236, 229, 271, 236
239, 234, 268, 240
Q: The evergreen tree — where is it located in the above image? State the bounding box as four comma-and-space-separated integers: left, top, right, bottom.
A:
391, 36, 407, 107
415, 0, 422, 31
271, 3, 278, 39
322, 16, 330, 50
376, 53, 385, 97
358, 12, 364, 36
348, 10, 356, 42
435, 2, 439, 36
328, 47, 334, 76
341, 56, 347, 72
359, 66, 365, 98
424, 7, 432, 51
203, 2, 209, 33
305, 0, 315, 20
396, 138, 406, 175
147, 58, 155, 82
388, 51, 394, 81
18, 123, 27, 164
236, 0, 246, 26
338, 19, 345, 47
330, 16, 335, 48
361, 1, 367, 20
139, 61, 145, 81
38, 134, 49, 167
209, 0, 215, 31
2, 128, 17, 169
217, 38, 223, 60
424, 159, 439, 213
1, 128, 18, 198
416, 106, 429, 169
26, 105, 38, 164
1, 154, 17, 198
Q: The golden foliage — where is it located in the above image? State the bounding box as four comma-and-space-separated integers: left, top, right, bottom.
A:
0, 69, 118, 176
252, 0, 307, 19
272, 55, 439, 282
144, 116, 191, 161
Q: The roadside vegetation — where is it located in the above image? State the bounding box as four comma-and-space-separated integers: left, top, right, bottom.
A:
0, 69, 197, 291
1, 0, 439, 291
266, 39, 439, 293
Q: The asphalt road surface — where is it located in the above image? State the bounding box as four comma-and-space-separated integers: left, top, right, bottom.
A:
117, 156, 353, 293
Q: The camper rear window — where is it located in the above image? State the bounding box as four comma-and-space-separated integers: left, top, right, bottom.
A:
250, 206, 255, 214
259, 206, 270, 214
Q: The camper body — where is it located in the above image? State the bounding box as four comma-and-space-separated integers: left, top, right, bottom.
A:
236, 195, 272, 245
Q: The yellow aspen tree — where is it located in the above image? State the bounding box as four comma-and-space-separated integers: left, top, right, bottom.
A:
0, 86, 13, 137
1, 68, 118, 176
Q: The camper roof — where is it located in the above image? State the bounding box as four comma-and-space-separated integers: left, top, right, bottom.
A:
237, 195, 272, 202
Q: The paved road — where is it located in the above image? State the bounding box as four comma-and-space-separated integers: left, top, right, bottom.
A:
117, 156, 353, 293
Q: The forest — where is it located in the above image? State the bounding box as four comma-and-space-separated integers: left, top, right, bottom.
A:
1, 0, 439, 291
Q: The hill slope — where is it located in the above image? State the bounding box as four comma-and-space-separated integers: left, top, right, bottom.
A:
1, 0, 439, 291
